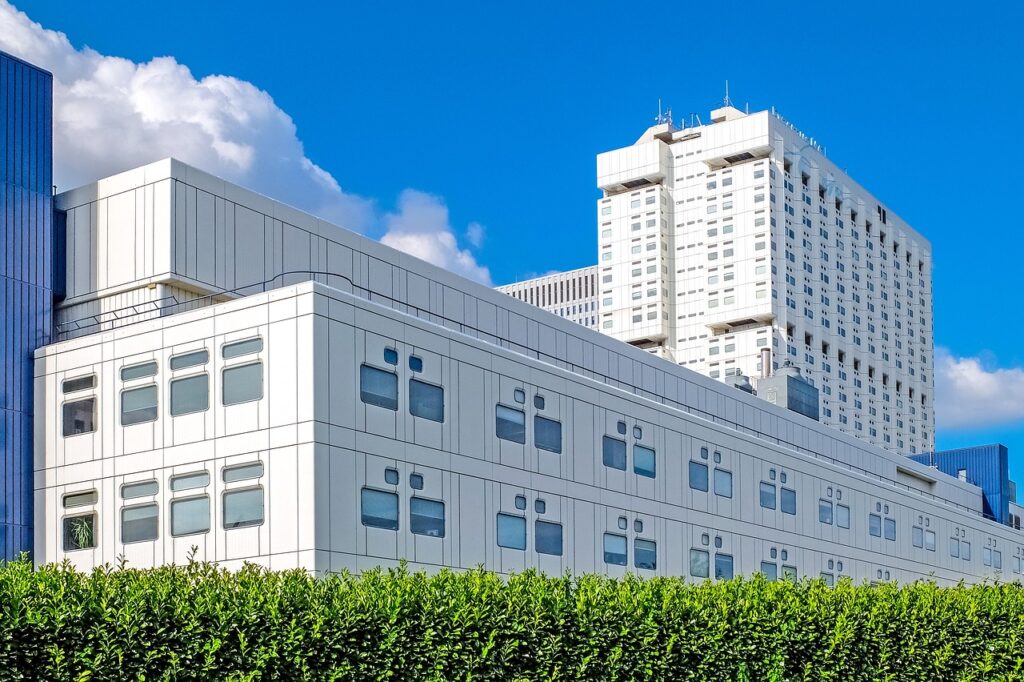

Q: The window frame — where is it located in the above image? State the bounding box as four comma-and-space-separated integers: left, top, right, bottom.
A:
61, 397, 97, 437
222, 361, 264, 406
496, 513, 527, 550
359, 364, 399, 412
409, 497, 446, 538
222, 486, 265, 530
535, 519, 564, 556
120, 383, 159, 426
360, 488, 400, 531
169, 373, 210, 417
409, 378, 445, 422
602, 532, 628, 566
602, 435, 627, 471
169, 495, 211, 537
534, 415, 562, 454
689, 460, 709, 492
495, 404, 527, 444
120, 502, 159, 544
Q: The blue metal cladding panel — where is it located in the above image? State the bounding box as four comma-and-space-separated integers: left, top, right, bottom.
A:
0, 51, 53, 561
911, 445, 1011, 524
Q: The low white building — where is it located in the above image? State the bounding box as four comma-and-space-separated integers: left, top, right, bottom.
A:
496, 266, 598, 329
35, 159, 1024, 582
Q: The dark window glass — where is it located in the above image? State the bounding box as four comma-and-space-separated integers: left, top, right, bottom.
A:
409, 473, 424, 490
884, 517, 897, 541
410, 498, 445, 537
602, 436, 626, 470
782, 565, 798, 582
223, 338, 263, 359
634, 539, 657, 570
535, 520, 563, 555
715, 553, 734, 580
634, 445, 656, 478
496, 405, 526, 443
689, 461, 709, 491
62, 398, 96, 436
603, 533, 627, 566
361, 489, 399, 530
360, 365, 398, 411
63, 491, 97, 508
170, 374, 208, 416
819, 500, 834, 525
63, 514, 97, 551
62, 375, 96, 393
533, 395, 545, 410
534, 415, 562, 453
383, 348, 398, 365
384, 468, 399, 485
410, 379, 444, 422
759, 482, 776, 509
121, 504, 158, 543
497, 513, 526, 550
121, 361, 158, 381
169, 350, 209, 370
409, 356, 423, 372
869, 513, 882, 537
121, 385, 158, 426
781, 487, 797, 515
223, 362, 263, 405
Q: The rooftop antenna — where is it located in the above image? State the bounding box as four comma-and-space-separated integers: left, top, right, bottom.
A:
654, 98, 673, 127
724, 80, 732, 108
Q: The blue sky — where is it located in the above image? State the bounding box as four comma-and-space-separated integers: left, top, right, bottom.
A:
6, 1, 1024, 479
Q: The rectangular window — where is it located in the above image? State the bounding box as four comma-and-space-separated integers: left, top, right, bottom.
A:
170, 496, 210, 536
62, 514, 97, 551
170, 472, 210, 492
535, 520, 563, 555
121, 385, 158, 426
713, 469, 733, 498
170, 374, 209, 416
715, 553, 734, 580
925, 530, 936, 552
633, 445, 656, 478
169, 349, 209, 370
781, 488, 796, 515
836, 504, 850, 529
912, 525, 924, 548
603, 533, 627, 566
359, 365, 397, 411
689, 461, 709, 492
496, 405, 526, 444
759, 482, 776, 509
690, 548, 710, 578
361, 489, 399, 530
950, 538, 960, 558
760, 561, 777, 581
869, 514, 882, 537
962, 541, 971, 561
223, 362, 263, 406
121, 504, 158, 543
223, 337, 263, 359
223, 488, 264, 529
63, 490, 98, 508
223, 462, 263, 483
121, 361, 157, 381
497, 513, 526, 550
62, 375, 96, 393
984, 547, 992, 566
884, 518, 897, 541
534, 415, 562, 453
409, 379, 444, 422
820, 572, 835, 587
602, 436, 626, 471
410, 498, 445, 537
782, 565, 798, 582
634, 539, 657, 570
121, 481, 158, 499
62, 398, 96, 437
994, 550, 1003, 569
819, 499, 834, 525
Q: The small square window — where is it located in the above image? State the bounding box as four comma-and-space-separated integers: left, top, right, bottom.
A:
410, 498, 445, 538
409, 379, 444, 422
534, 415, 562, 454
632, 426, 642, 439
618, 516, 628, 530
513, 388, 526, 404
514, 495, 527, 510
410, 473, 424, 490
383, 348, 399, 365
360, 365, 398, 411
384, 468, 399, 485
714, 553, 734, 580
534, 499, 546, 514
409, 355, 423, 372
617, 421, 627, 435
534, 394, 545, 410
760, 562, 777, 581
634, 519, 643, 533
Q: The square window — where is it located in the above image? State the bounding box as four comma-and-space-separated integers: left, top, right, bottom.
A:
513, 388, 526, 404
781, 488, 797, 515
536, 520, 563, 555
602, 436, 627, 471
634, 539, 657, 570
759, 482, 776, 510
603, 533, 627, 566
534, 415, 562, 453
121, 385, 158, 426
617, 421, 627, 435
497, 513, 526, 550
409, 379, 444, 422
912, 525, 924, 548
62, 513, 97, 551
690, 548, 710, 578
514, 495, 527, 510
713, 468, 733, 498
410, 498, 445, 537
62, 398, 96, 437
383, 348, 399, 365
223, 488, 264, 529
359, 365, 398, 411
384, 468, 399, 485
121, 504, 158, 543
170, 374, 209, 416
361, 489, 399, 530
496, 405, 526, 443
408, 355, 423, 372
534, 394, 545, 410
633, 445, 656, 478
170, 496, 210, 536
535, 499, 546, 514
689, 461, 709, 492
223, 362, 264, 406
715, 553, 734, 580
950, 538, 960, 558
410, 473, 424, 490
760, 561, 777, 581
782, 565, 798, 582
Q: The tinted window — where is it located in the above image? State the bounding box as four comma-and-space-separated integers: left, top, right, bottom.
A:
224, 488, 265, 529
912, 525, 924, 548
170, 472, 209, 491
602, 437, 626, 471
62, 514, 97, 551
715, 553, 734, 580
121, 361, 157, 381
603, 533, 627, 566
410, 498, 445, 537
170, 496, 210, 536
819, 500, 834, 525
535, 520, 563, 556
634, 539, 657, 570
170, 374, 208, 416
62, 375, 96, 393
633, 445, 656, 478
760, 561, 778, 581
884, 517, 897, 541
223, 363, 263, 405
496, 513, 526, 550
62, 398, 96, 436
121, 481, 158, 499
222, 337, 263, 359
836, 504, 851, 529
962, 542, 971, 561
63, 490, 98, 508
925, 530, 936, 552
689, 461, 709, 492
868, 513, 882, 537
496, 405, 526, 444
950, 538, 960, 558
409, 379, 444, 422
223, 463, 264, 483
759, 482, 776, 509
121, 504, 158, 543
360, 365, 398, 410
121, 385, 158, 426
169, 350, 209, 370
713, 468, 733, 498
690, 549, 709, 578
534, 415, 562, 453
781, 488, 797, 515
782, 565, 798, 582
361, 489, 399, 530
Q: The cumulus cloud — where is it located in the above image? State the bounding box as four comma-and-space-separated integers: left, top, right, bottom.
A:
381, 190, 492, 285
935, 347, 1024, 431
466, 222, 486, 248
0, 0, 489, 278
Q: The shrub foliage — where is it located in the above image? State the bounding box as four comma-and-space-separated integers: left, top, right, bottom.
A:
1, 558, 1023, 680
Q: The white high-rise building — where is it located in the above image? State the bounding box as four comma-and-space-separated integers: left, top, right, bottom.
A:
496, 266, 599, 329
595, 105, 934, 455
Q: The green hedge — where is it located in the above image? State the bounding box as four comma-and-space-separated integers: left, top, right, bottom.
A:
2, 559, 1024, 680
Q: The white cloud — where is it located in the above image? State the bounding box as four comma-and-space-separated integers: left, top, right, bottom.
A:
466, 221, 485, 248
381, 190, 492, 285
935, 347, 1024, 431
0, 0, 489, 280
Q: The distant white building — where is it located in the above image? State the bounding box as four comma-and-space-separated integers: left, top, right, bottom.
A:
496, 266, 598, 329
35, 159, 1023, 586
